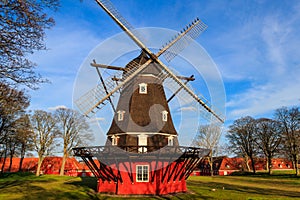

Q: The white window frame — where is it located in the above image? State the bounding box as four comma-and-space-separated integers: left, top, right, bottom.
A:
117, 110, 125, 121
136, 165, 149, 182
138, 134, 148, 153
111, 135, 118, 146
139, 83, 147, 94
167, 136, 174, 146
162, 110, 168, 122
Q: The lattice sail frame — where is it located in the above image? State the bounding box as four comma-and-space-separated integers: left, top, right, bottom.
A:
76, 0, 225, 123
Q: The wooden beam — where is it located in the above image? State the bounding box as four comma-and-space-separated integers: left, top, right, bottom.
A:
111, 75, 194, 82
176, 75, 195, 81
91, 61, 126, 71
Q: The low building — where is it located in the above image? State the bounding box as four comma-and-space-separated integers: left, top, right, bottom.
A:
193, 156, 294, 176
0, 156, 93, 177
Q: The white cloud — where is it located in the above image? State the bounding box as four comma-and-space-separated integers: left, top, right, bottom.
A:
28, 15, 103, 111
220, 3, 300, 120
48, 105, 68, 111
227, 68, 300, 119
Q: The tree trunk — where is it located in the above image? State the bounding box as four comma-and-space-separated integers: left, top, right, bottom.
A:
245, 156, 250, 171
19, 157, 24, 172
36, 157, 44, 176
295, 154, 299, 176
8, 153, 13, 172
267, 156, 272, 175
209, 153, 214, 176
19, 144, 26, 172
265, 158, 269, 172
60, 153, 67, 176
1, 148, 7, 174
8, 143, 15, 172
250, 156, 256, 174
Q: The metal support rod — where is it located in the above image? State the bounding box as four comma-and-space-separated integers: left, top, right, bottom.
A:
94, 64, 116, 113
167, 75, 194, 103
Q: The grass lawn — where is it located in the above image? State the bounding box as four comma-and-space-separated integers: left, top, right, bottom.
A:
0, 171, 299, 200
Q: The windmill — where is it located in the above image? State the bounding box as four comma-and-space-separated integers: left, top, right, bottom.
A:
73, 0, 224, 195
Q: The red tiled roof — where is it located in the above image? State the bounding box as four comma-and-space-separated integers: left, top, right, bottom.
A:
197, 156, 294, 171
0, 157, 90, 173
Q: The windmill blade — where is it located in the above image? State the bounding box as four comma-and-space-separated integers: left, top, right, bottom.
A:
167, 75, 194, 103
164, 76, 223, 124
154, 57, 225, 123
160, 18, 208, 62
75, 82, 112, 116
76, 58, 152, 116
92, 0, 224, 123
95, 0, 149, 54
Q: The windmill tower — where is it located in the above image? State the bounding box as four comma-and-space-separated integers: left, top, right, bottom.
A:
73, 0, 224, 195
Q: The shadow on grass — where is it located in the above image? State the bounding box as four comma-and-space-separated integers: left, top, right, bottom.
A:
21, 186, 99, 200
67, 178, 202, 200
188, 178, 300, 198
0, 172, 61, 191
0, 172, 34, 178
66, 176, 98, 191
0, 180, 23, 189
230, 170, 299, 178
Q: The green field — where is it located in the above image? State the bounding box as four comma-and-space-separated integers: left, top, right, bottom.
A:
0, 171, 299, 200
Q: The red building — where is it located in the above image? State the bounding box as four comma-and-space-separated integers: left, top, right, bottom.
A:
194, 156, 294, 176
0, 157, 90, 177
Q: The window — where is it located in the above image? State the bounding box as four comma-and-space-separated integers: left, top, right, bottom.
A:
167, 136, 174, 146
139, 83, 147, 94
117, 110, 125, 121
136, 165, 149, 182
138, 135, 147, 153
111, 135, 118, 146
162, 110, 168, 122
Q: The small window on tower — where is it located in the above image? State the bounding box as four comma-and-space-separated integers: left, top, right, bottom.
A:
139, 83, 147, 94
138, 135, 148, 153
117, 110, 125, 121
111, 135, 118, 146
136, 165, 149, 182
168, 136, 174, 146
162, 110, 168, 122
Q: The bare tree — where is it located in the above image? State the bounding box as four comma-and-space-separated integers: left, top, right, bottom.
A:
193, 124, 222, 176
226, 116, 258, 173
30, 110, 58, 176
14, 114, 34, 172
54, 108, 93, 176
0, 0, 59, 89
254, 118, 282, 174
275, 107, 300, 176
0, 83, 29, 173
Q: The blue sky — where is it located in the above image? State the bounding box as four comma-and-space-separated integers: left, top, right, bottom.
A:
29, 0, 300, 145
